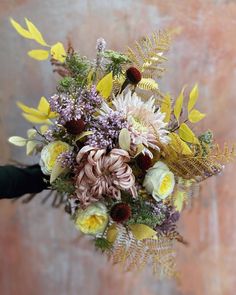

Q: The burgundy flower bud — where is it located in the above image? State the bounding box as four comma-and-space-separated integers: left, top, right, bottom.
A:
110, 203, 131, 223
64, 119, 85, 135
136, 153, 152, 171
126, 67, 142, 84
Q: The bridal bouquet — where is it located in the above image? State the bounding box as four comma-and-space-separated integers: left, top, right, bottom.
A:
8, 18, 235, 278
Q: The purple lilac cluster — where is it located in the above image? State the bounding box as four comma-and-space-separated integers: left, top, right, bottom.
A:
49, 86, 103, 125
57, 151, 76, 169
153, 202, 180, 234
87, 110, 128, 149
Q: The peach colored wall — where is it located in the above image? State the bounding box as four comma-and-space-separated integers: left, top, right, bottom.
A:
0, 1, 236, 295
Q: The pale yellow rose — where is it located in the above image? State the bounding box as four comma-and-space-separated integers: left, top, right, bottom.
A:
40, 141, 70, 175
143, 161, 175, 200
74, 202, 108, 235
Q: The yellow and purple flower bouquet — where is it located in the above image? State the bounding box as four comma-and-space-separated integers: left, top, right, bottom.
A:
8, 18, 235, 278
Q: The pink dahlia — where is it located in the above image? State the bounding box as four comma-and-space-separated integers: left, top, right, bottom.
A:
75, 146, 137, 207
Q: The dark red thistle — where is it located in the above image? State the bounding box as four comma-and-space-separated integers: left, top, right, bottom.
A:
126, 67, 142, 84
64, 119, 85, 135
110, 203, 131, 223
136, 153, 153, 171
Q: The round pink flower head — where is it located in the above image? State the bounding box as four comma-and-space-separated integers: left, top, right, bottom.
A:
75, 146, 137, 207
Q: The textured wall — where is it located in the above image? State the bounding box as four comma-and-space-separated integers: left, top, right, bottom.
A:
0, 1, 236, 295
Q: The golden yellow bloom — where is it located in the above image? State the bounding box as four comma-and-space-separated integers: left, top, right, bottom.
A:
40, 141, 70, 175
74, 202, 108, 235
143, 161, 175, 200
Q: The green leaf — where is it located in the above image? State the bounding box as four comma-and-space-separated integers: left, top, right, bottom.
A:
160, 93, 171, 123
188, 109, 206, 123
28, 49, 49, 61
8, 136, 27, 147
96, 72, 113, 99
188, 83, 198, 113
119, 128, 131, 151
50, 42, 66, 63
129, 224, 157, 241
174, 86, 186, 123
179, 123, 199, 144
75, 131, 93, 141
27, 128, 37, 139
25, 18, 48, 46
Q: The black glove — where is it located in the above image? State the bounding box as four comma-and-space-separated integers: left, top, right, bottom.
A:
0, 164, 48, 199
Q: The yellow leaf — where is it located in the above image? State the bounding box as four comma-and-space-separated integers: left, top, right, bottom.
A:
75, 131, 94, 141
50, 161, 66, 184
119, 128, 131, 151
27, 128, 37, 139
96, 72, 113, 99
37, 96, 50, 115
26, 141, 38, 155
174, 191, 185, 212
25, 18, 48, 46
188, 83, 198, 113
188, 109, 206, 123
174, 86, 186, 123
22, 113, 52, 124
10, 18, 32, 39
179, 123, 199, 144
28, 49, 49, 61
8, 136, 26, 147
161, 93, 171, 123
87, 69, 94, 86
50, 42, 66, 63
40, 125, 49, 134
106, 224, 118, 243
169, 133, 193, 155
129, 224, 157, 241
133, 143, 145, 157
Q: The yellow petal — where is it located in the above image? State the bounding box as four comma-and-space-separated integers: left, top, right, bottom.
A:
96, 72, 113, 99
129, 224, 157, 241
10, 18, 32, 39
28, 49, 49, 61
37, 96, 50, 114
119, 128, 131, 151
179, 123, 199, 144
188, 83, 198, 113
174, 86, 186, 123
25, 18, 48, 46
8, 136, 27, 147
106, 224, 118, 243
50, 42, 66, 63
161, 93, 171, 123
17, 101, 44, 117
188, 109, 206, 123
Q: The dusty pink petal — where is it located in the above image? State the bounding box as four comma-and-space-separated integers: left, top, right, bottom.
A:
75, 145, 137, 207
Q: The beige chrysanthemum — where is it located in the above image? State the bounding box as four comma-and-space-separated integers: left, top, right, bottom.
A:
75, 146, 136, 207
102, 91, 170, 158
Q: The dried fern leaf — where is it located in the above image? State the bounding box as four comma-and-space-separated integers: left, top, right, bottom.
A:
108, 226, 177, 278
127, 31, 171, 80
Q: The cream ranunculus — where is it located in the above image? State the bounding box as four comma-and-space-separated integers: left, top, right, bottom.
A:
143, 161, 175, 200
74, 202, 109, 235
40, 141, 70, 175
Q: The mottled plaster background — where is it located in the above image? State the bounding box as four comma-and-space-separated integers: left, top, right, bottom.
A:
0, 1, 236, 295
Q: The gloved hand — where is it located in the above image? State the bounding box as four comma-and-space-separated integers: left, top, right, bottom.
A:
0, 164, 48, 199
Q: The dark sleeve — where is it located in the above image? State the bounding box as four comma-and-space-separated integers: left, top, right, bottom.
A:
0, 165, 48, 199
